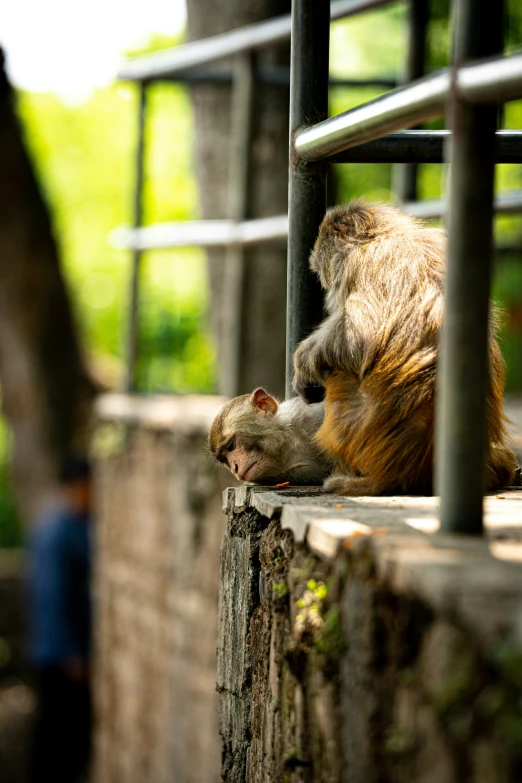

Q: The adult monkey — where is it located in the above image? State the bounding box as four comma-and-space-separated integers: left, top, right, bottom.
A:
209, 200, 519, 495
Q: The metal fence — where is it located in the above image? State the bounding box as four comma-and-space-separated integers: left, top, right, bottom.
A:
117, 0, 522, 534
117, 0, 401, 396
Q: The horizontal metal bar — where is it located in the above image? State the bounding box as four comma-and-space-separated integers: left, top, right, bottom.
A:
327, 75, 397, 89
118, 0, 393, 82
296, 70, 449, 160
459, 52, 522, 104
110, 216, 289, 251
296, 54, 522, 162
111, 189, 522, 251
332, 130, 522, 163
160, 64, 396, 89
404, 189, 522, 219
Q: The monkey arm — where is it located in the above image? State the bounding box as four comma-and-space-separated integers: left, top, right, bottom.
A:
293, 312, 347, 400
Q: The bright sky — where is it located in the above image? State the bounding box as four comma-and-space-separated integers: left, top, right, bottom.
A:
0, 0, 187, 100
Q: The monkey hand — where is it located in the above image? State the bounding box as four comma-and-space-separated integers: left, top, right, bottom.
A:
293, 335, 329, 401
301, 383, 325, 403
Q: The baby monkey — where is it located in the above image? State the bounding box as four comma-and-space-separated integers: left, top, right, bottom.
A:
208, 388, 332, 485
210, 200, 518, 495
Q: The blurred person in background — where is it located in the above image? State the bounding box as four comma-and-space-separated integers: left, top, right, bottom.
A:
26, 456, 92, 783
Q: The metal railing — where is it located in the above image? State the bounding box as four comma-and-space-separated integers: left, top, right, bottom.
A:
294, 54, 522, 161
111, 185, 522, 252
117, 0, 402, 395
117, 0, 392, 82
287, 0, 521, 535
117, 0, 522, 534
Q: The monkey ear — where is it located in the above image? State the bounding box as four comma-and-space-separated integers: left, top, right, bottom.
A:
250, 388, 278, 415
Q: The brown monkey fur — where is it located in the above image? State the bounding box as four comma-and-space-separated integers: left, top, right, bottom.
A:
293, 199, 517, 495
209, 200, 518, 495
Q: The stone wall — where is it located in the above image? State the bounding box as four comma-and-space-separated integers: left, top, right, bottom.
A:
93, 394, 234, 783
0, 551, 24, 680
218, 485, 522, 783
0, 550, 32, 783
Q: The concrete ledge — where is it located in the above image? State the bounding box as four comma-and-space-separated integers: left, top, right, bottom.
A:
218, 486, 522, 782
95, 392, 227, 432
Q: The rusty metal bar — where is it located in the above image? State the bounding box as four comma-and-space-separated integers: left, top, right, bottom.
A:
286, 0, 330, 398
435, 0, 505, 534
124, 84, 146, 393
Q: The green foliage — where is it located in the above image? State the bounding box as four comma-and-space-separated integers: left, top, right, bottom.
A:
330, 5, 401, 204
384, 724, 415, 757
272, 581, 288, 598
0, 35, 218, 540
16, 76, 215, 394
0, 425, 21, 548
2, 6, 522, 543
314, 606, 343, 659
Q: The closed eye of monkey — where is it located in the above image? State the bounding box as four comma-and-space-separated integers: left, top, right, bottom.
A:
210, 200, 519, 496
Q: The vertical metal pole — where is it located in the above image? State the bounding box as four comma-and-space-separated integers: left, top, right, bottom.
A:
435, 0, 505, 533
286, 0, 330, 398
393, 0, 427, 203
125, 83, 146, 393
221, 53, 255, 399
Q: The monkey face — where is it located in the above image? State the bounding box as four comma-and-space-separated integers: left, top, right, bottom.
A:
209, 388, 288, 484
210, 390, 332, 486
219, 439, 265, 482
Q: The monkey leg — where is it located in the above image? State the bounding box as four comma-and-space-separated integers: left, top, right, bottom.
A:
325, 446, 520, 496
323, 473, 385, 496
318, 370, 434, 496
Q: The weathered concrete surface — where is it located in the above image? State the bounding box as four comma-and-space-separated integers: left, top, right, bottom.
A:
218, 485, 522, 783
93, 394, 235, 783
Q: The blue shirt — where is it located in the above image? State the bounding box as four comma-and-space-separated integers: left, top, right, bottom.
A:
26, 507, 91, 666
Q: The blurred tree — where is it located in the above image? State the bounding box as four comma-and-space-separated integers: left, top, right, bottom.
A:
187, 0, 291, 400
0, 51, 96, 523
